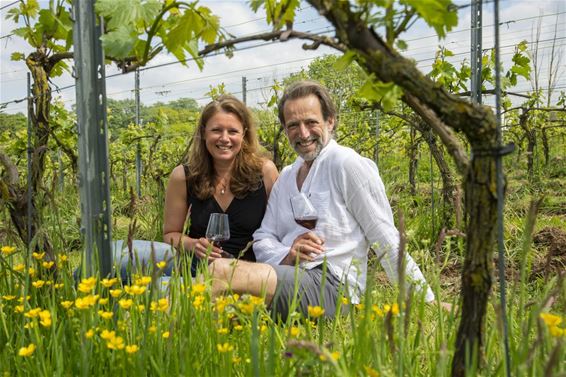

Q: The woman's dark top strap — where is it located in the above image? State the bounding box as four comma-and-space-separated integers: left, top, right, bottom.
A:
183, 164, 267, 261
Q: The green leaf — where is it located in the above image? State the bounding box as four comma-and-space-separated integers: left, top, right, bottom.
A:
100, 25, 137, 59
358, 77, 403, 112
333, 51, 356, 72
402, 0, 457, 38
396, 39, 408, 51
11, 52, 25, 61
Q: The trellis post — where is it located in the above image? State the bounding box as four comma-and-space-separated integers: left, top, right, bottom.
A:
72, 0, 113, 277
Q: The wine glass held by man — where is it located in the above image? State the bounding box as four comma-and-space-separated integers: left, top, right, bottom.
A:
163, 95, 278, 274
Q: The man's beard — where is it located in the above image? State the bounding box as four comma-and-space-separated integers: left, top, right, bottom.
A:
293, 136, 325, 161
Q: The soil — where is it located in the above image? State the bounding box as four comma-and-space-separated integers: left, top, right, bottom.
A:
530, 227, 566, 280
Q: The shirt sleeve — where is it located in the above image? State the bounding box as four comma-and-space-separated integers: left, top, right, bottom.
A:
340, 156, 435, 302
252, 179, 290, 266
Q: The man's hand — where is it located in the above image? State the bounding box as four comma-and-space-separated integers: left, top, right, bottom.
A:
282, 232, 325, 265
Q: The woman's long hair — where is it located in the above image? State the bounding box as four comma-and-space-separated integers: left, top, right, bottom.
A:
186, 95, 264, 200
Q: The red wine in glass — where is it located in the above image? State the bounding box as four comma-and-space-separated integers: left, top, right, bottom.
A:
290, 193, 318, 230
295, 217, 318, 230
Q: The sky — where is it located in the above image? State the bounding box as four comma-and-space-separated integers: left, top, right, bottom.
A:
1, 0, 565, 116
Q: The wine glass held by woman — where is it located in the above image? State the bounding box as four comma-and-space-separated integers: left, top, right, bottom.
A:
163, 95, 278, 272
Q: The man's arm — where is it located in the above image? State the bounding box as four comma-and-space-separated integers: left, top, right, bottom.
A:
341, 156, 435, 302
253, 180, 291, 265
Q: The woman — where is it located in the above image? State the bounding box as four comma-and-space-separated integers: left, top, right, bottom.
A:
163, 95, 278, 273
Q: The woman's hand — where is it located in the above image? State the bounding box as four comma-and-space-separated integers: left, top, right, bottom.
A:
191, 237, 223, 260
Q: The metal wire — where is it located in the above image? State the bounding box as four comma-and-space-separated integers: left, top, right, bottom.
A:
494, 1, 512, 376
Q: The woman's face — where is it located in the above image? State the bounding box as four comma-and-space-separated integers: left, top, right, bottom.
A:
203, 110, 245, 164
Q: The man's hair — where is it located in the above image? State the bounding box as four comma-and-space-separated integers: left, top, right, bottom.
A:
278, 80, 337, 126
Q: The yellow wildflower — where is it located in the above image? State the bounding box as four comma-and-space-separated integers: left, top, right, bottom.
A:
232, 356, 241, 364
98, 310, 114, 320
217, 327, 229, 335
137, 304, 145, 312
320, 352, 339, 361
100, 278, 118, 288
134, 276, 152, 286
18, 344, 36, 357
239, 303, 254, 315
110, 289, 122, 298
355, 303, 365, 311
148, 325, 157, 334
191, 283, 206, 295
233, 325, 243, 331
75, 294, 99, 309
59, 255, 69, 263
156, 261, 167, 269
540, 312, 562, 327
78, 277, 97, 293
119, 299, 133, 310
307, 305, 325, 318
341, 297, 349, 305
372, 305, 384, 318
32, 252, 45, 260
24, 308, 42, 318
107, 336, 125, 350
98, 298, 109, 306
289, 326, 300, 337
150, 298, 169, 312
13, 263, 25, 272
32, 280, 45, 289
28, 268, 36, 278
39, 310, 52, 327
250, 296, 264, 306
549, 326, 564, 337
125, 345, 139, 354
24, 322, 36, 329
364, 365, 380, 377
15, 305, 24, 313
193, 295, 205, 310
54, 283, 64, 289
61, 300, 73, 310
124, 285, 146, 296
2, 295, 16, 301
42, 261, 55, 269
216, 342, 234, 353
162, 331, 170, 339
85, 329, 95, 339
1, 246, 16, 256
101, 330, 116, 340
215, 297, 228, 313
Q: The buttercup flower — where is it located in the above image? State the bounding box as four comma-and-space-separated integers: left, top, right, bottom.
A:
98, 298, 109, 306
42, 261, 54, 269
100, 330, 116, 340
13, 263, 25, 272
101, 278, 118, 288
61, 300, 73, 310
78, 277, 97, 293
162, 331, 170, 339
540, 312, 562, 327
32, 280, 46, 289
308, 305, 325, 318
1, 246, 16, 256
98, 310, 114, 320
124, 285, 146, 296
156, 261, 167, 269
119, 299, 134, 310
32, 252, 45, 260
191, 283, 206, 295
39, 310, 52, 327
85, 329, 95, 339
24, 308, 42, 318
110, 289, 123, 298
289, 326, 300, 337
126, 345, 139, 354
2, 295, 16, 301
75, 294, 99, 309
107, 336, 125, 350
134, 276, 152, 286
150, 298, 169, 312
217, 342, 234, 353
18, 344, 36, 357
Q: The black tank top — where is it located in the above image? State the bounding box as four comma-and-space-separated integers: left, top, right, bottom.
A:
183, 165, 267, 261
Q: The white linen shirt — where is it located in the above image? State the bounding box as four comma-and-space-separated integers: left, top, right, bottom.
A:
253, 140, 435, 303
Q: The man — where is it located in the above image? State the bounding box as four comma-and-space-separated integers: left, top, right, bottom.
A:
209, 80, 434, 320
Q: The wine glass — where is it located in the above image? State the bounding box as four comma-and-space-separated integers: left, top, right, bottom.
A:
205, 213, 232, 258
290, 193, 318, 230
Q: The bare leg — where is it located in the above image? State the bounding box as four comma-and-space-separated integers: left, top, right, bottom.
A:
208, 259, 278, 305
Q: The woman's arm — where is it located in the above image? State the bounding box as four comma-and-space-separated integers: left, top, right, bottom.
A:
163, 165, 221, 259
261, 159, 279, 198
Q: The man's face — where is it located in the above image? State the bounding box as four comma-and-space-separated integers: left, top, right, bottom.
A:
283, 94, 334, 162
